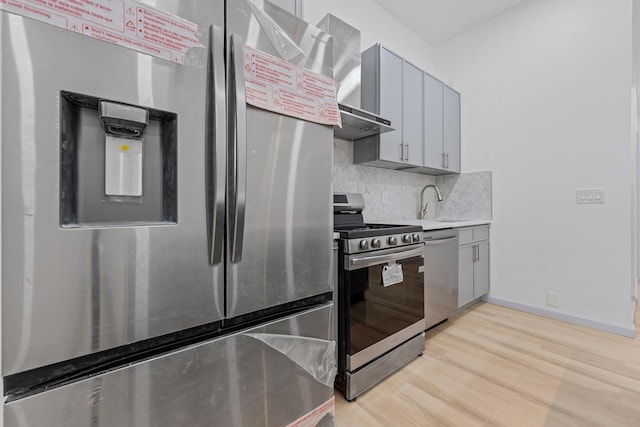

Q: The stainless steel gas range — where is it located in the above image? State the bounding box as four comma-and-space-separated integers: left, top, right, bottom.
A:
334, 193, 426, 401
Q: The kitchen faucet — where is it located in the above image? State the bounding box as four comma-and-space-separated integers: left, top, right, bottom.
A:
420, 184, 443, 220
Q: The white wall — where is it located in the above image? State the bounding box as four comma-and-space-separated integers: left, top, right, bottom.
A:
303, 0, 437, 74
437, 0, 636, 334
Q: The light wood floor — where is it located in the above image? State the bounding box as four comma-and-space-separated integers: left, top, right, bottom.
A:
335, 291, 640, 426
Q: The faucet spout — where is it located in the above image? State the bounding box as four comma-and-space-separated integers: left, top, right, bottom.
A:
420, 184, 443, 219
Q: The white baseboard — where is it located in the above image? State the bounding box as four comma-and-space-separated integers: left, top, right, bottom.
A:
485, 296, 636, 338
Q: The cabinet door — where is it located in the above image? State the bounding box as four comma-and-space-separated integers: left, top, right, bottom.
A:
402, 61, 423, 166
458, 245, 475, 308
474, 241, 490, 298
443, 87, 461, 172
423, 73, 444, 169
378, 47, 404, 162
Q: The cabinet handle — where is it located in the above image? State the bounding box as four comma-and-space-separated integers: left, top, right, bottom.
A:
475, 245, 480, 262
400, 143, 405, 161
442, 152, 446, 168
445, 153, 449, 169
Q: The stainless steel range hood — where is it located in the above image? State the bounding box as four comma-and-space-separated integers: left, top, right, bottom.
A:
336, 104, 393, 140
318, 14, 394, 140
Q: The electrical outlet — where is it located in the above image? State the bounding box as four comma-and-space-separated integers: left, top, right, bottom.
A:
576, 188, 605, 204
547, 291, 559, 307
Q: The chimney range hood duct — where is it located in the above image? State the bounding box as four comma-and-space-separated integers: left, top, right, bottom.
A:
317, 14, 394, 140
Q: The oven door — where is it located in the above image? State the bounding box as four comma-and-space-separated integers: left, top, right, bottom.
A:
342, 243, 425, 371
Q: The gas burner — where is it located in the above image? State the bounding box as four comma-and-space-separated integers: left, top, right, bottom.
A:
335, 224, 409, 233
335, 224, 422, 239
333, 193, 423, 254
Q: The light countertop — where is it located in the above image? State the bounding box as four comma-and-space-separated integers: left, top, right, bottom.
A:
381, 219, 492, 231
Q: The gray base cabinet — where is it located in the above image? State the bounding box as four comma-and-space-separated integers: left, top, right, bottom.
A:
458, 226, 490, 308
458, 244, 475, 306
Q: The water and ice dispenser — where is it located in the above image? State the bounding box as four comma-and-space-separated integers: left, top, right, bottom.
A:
59, 92, 178, 227
101, 101, 148, 198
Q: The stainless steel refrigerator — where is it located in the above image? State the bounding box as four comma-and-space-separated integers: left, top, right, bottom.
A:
1, 0, 336, 425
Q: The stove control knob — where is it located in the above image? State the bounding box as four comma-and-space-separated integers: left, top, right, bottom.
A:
412, 233, 421, 242
371, 238, 381, 249
388, 236, 397, 245
359, 240, 369, 250
402, 234, 412, 244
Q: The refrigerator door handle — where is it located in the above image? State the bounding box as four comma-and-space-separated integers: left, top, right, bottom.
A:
206, 24, 226, 265
229, 33, 247, 263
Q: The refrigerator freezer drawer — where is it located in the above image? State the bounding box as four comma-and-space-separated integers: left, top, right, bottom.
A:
4, 303, 336, 427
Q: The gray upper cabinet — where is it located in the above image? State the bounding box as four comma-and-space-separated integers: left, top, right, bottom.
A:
423, 72, 444, 169
356, 45, 422, 168
422, 74, 460, 173
403, 61, 424, 166
267, 0, 303, 18
356, 44, 460, 174
376, 46, 403, 162
443, 86, 461, 172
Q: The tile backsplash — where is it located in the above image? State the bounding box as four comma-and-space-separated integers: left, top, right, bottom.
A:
333, 139, 492, 221
435, 172, 492, 220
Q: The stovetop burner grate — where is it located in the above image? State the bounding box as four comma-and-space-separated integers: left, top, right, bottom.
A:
334, 223, 423, 239
333, 193, 422, 239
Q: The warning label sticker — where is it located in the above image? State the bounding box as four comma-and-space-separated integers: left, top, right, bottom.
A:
244, 46, 342, 127
0, 0, 203, 64
286, 397, 335, 427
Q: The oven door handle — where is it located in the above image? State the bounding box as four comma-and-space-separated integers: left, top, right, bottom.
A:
346, 245, 424, 270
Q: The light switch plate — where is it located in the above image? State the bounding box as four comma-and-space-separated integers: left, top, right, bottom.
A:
576, 188, 605, 204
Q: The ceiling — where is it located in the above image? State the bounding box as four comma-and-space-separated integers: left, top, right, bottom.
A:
372, 0, 529, 45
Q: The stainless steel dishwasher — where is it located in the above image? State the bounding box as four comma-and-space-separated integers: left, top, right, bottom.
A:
423, 228, 459, 329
